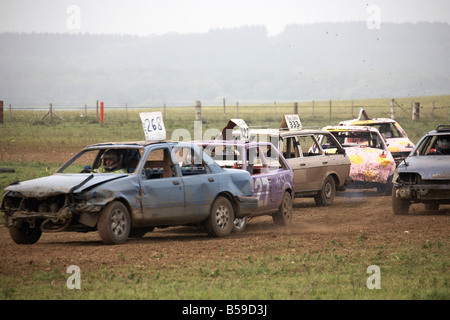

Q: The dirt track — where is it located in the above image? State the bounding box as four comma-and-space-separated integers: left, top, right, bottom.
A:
1, 189, 449, 277
1, 146, 449, 279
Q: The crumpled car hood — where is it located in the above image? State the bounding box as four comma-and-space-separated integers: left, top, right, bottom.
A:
5, 173, 127, 197
399, 156, 450, 180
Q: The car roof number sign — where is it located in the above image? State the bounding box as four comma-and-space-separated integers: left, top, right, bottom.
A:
281, 114, 302, 130
231, 119, 249, 141
140, 112, 166, 141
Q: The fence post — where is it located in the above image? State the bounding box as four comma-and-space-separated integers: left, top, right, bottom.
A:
390, 99, 395, 119
312, 100, 315, 118
431, 101, 435, 118
195, 100, 202, 121
0, 101, 3, 124
223, 98, 226, 120
351, 100, 354, 118
412, 102, 420, 121
293, 102, 298, 114
329, 100, 332, 121
96, 100, 99, 121
236, 101, 239, 118
274, 101, 277, 119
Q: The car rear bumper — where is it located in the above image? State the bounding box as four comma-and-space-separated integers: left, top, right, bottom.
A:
234, 196, 259, 218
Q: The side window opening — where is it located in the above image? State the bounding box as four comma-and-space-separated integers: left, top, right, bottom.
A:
143, 148, 176, 179
297, 135, 323, 157
173, 146, 208, 176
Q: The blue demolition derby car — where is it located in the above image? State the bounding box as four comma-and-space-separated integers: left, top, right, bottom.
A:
1, 141, 258, 244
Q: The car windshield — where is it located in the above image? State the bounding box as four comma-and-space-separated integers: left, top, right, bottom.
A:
330, 131, 385, 149
364, 123, 403, 139
57, 147, 143, 174
414, 134, 450, 156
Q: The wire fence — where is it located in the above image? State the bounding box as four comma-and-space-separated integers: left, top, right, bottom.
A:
1, 98, 449, 125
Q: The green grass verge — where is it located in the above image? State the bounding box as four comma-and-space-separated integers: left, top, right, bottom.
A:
1, 239, 448, 300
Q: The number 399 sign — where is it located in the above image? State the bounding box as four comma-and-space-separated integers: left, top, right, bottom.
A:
140, 112, 166, 141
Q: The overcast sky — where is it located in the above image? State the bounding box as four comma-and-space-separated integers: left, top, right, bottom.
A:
1, 0, 450, 36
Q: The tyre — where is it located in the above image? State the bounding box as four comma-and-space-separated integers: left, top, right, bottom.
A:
98, 201, 131, 244
9, 221, 42, 244
314, 176, 336, 206
272, 191, 293, 226
392, 187, 410, 215
233, 217, 247, 232
204, 196, 234, 237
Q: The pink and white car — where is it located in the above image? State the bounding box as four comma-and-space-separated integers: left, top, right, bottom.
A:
321, 125, 396, 194
339, 116, 414, 166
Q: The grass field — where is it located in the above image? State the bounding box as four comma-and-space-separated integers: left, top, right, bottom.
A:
0, 95, 449, 301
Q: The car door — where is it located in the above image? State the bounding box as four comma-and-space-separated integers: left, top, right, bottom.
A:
317, 132, 351, 188
296, 134, 328, 191
282, 135, 307, 193
139, 146, 185, 223
173, 145, 219, 221
246, 145, 277, 213
283, 134, 327, 193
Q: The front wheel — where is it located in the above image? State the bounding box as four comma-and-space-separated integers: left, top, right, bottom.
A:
392, 187, 410, 215
98, 201, 131, 244
9, 221, 42, 244
204, 196, 234, 237
314, 176, 336, 206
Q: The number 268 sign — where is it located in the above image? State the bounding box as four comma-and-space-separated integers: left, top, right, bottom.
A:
140, 112, 166, 141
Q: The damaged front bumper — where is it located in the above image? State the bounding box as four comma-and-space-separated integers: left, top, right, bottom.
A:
395, 183, 450, 202
1, 191, 105, 232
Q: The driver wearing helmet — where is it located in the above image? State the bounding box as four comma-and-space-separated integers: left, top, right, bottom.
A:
97, 149, 127, 173
436, 137, 450, 155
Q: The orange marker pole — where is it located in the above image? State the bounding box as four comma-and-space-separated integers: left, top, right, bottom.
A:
100, 101, 104, 123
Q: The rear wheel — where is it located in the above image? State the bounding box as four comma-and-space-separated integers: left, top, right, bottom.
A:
272, 191, 293, 226
205, 196, 234, 237
392, 187, 410, 215
233, 217, 247, 232
314, 176, 336, 206
9, 221, 42, 244
98, 201, 131, 244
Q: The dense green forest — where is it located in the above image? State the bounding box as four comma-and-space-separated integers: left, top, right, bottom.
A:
1, 22, 449, 107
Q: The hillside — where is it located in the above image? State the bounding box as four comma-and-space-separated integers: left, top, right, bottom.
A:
1, 22, 449, 106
